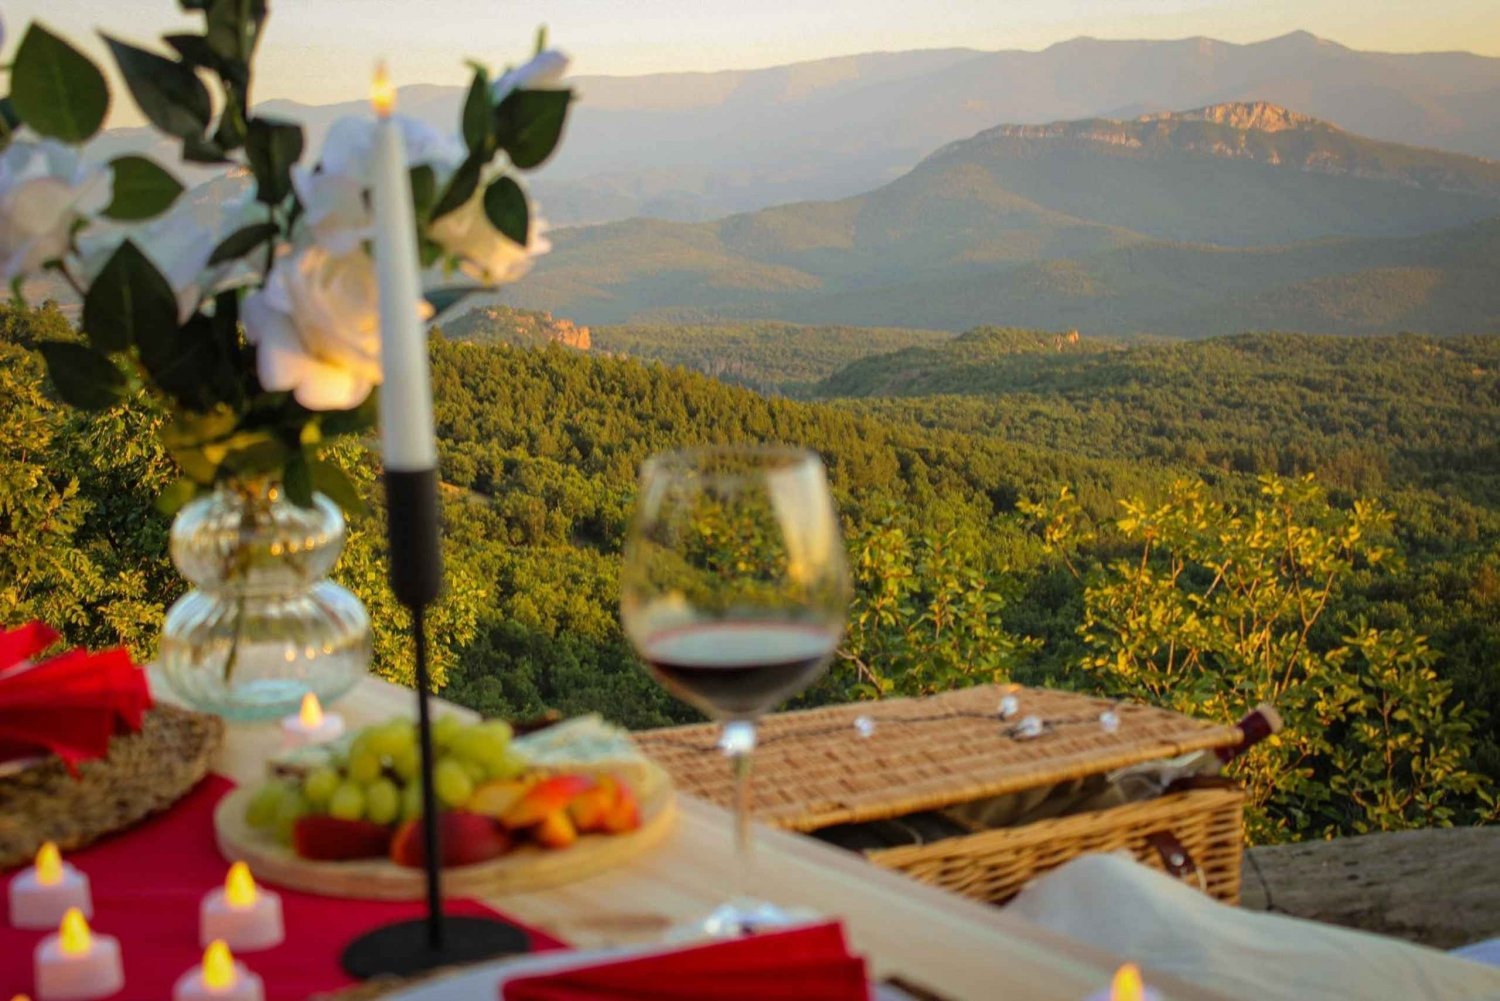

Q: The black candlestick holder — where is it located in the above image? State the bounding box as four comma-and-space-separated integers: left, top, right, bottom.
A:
341, 468, 530, 979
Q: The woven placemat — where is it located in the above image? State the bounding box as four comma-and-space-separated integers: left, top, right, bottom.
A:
0, 704, 224, 868
634, 684, 1241, 832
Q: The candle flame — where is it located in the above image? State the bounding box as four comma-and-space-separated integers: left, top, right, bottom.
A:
12, 994, 33, 1001
1111, 963, 1146, 1001
58, 908, 91, 957
35, 842, 63, 886
225, 861, 258, 909
298, 691, 324, 729
202, 940, 237, 990
372, 62, 395, 118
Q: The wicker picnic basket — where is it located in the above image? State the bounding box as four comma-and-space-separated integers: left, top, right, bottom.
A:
0, 704, 223, 869
635, 684, 1245, 906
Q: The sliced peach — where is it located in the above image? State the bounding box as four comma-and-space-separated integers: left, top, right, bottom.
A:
467, 778, 532, 819
567, 776, 617, 833
499, 774, 593, 829
602, 779, 641, 834
533, 810, 578, 849
390, 811, 512, 868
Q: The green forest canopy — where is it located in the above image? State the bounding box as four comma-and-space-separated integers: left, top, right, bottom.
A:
1, 302, 1496, 841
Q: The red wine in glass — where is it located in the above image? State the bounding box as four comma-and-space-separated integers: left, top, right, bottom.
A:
641, 621, 841, 719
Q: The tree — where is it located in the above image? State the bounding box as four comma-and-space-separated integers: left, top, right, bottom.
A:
1027, 474, 1494, 841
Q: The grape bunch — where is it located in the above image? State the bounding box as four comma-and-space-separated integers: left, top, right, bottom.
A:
245, 716, 525, 843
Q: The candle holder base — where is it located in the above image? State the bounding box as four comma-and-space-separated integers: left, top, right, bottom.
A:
341, 915, 530, 979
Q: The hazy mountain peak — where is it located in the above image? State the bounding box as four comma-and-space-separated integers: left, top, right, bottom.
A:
1164, 101, 1323, 132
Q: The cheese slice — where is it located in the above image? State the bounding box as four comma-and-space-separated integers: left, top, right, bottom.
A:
513, 714, 658, 794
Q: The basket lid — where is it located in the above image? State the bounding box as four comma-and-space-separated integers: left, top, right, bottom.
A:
634, 684, 1241, 832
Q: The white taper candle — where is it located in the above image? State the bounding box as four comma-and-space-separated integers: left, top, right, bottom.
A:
370, 65, 438, 472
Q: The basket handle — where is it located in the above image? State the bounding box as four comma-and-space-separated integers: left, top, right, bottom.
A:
1145, 830, 1208, 893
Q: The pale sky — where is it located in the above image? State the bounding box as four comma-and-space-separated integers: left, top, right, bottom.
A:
7, 0, 1500, 124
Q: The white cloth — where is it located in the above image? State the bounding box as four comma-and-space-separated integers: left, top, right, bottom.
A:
1008, 853, 1500, 1001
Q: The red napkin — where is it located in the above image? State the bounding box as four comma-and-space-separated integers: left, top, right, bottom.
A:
502, 922, 870, 1001
0, 621, 151, 770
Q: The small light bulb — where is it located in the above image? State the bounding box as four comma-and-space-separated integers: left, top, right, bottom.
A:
58, 908, 91, 957
202, 940, 237, 990
298, 692, 324, 729
34, 842, 63, 887
225, 862, 258, 909
1111, 963, 1146, 1001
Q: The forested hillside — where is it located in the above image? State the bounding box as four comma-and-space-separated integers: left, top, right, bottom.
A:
2, 303, 1495, 841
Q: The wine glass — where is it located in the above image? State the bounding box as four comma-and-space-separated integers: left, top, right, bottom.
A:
621, 444, 852, 935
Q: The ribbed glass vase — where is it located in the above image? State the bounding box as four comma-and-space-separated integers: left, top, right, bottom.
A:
158, 480, 371, 721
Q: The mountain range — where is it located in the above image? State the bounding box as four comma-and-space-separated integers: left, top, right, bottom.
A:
91, 31, 1500, 226
501, 101, 1500, 335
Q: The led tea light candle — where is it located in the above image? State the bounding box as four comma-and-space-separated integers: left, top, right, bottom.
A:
34, 908, 123, 1001
280, 692, 344, 747
10, 842, 92, 929
199, 863, 283, 951
1086, 963, 1161, 1001
172, 941, 264, 1001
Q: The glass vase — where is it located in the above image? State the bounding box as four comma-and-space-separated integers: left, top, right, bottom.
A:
158, 480, 371, 721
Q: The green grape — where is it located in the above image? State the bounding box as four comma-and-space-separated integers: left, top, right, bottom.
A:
272, 788, 309, 845
302, 767, 340, 809
347, 747, 382, 784
365, 778, 400, 826
433, 757, 474, 808
478, 719, 514, 744
453, 729, 511, 775
245, 782, 287, 829
431, 715, 463, 749
328, 781, 366, 822
391, 744, 421, 781
365, 722, 414, 760
486, 752, 528, 782
461, 759, 487, 784
401, 782, 425, 821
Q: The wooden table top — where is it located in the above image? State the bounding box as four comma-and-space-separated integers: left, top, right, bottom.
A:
164, 673, 1240, 1001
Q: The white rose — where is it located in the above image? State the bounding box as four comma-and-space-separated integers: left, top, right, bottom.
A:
428, 188, 550, 286
491, 50, 570, 103
294, 115, 464, 254
242, 245, 387, 411
0, 137, 111, 285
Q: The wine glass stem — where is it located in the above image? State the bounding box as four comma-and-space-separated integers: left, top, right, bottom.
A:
726, 726, 756, 900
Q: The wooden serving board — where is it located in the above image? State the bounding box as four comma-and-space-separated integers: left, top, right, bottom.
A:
213, 767, 676, 901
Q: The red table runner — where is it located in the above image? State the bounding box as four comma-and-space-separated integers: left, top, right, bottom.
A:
2, 776, 566, 1000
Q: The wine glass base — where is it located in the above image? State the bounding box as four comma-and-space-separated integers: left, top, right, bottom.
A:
665, 898, 821, 942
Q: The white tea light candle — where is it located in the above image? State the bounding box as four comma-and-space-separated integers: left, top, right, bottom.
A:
34, 909, 122, 1001
172, 941, 264, 1001
200, 863, 283, 951
10, 842, 92, 930
280, 692, 344, 747
1087, 963, 1161, 1001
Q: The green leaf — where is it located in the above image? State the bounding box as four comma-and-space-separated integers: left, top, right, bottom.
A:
493, 88, 572, 170
209, 222, 278, 265
461, 67, 493, 156
482, 176, 528, 245
140, 312, 236, 411
12, 24, 111, 142
0, 99, 20, 140
103, 36, 212, 141
245, 117, 304, 205
104, 156, 185, 221
82, 240, 178, 353
409, 165, 437, 224
430, 153, 482, 221
310, 457, 367, 517
182, 135, 229, 164
162, 33, 217, 68
37, 341, 127, 410
425, 286, 477, 320
283, 450, 314, 507
204, 0, 266, 66
155, 478, 201, 516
